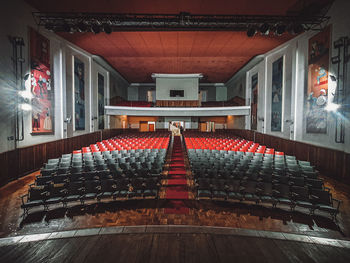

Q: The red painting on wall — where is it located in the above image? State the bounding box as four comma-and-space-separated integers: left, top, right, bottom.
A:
306, 26, 331, 134
30, 28, 54, 135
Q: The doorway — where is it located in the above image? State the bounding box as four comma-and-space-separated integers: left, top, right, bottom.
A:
148, 121, 155, 132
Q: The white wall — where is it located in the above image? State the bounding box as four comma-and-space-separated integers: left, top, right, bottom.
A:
226, 73, 246, 101
0, 0, 128, 153
216, 86, 227, 101
240, 0, 350, 153
156, 77, 199, 101
92, 61, 109, 130
128, 86, 138, 100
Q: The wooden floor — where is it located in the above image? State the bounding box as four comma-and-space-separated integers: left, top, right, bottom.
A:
1, 137, 350, 262
1, 170, 350, 239
1, 229, 350, 263
1, 136, 350, 240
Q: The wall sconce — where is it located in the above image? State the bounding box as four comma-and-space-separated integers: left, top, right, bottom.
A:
64, 116, 71, 123
258, 117, 264, 122
92, 116, 98, 120
334, 39, 344, 49
331, 56, 341, 64
285, 119, 294, 125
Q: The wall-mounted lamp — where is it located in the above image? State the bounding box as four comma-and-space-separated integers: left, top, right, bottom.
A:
334, 39, 344, 49
331, 56, 341, 64
325, 103, 340, 112
285, 119, 294, 125
92, 116, 98, 120
18, 90, 32, 111
258, 117, 264, 122
330, 75, 337, 82
64, 116, 72, 123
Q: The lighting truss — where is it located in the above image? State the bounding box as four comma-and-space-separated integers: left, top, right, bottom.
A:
32, 12, 330, 32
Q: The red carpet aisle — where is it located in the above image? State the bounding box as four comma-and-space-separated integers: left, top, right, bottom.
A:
165, 136, 189, 214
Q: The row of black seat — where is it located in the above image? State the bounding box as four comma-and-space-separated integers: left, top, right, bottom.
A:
21, 177, 160, 215
187, 145, 341, 219
195, 178, 341, 218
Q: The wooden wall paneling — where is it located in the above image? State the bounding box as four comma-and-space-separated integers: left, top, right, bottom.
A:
33, 144, 46, 172
0, 130, 128, 187
344, 153, 350, 183
18, 147, 34, 176
263, 134, 272, 148
254, 132, 264, 145
229, 129, 349, 184
333, 150, 344, 179
308, 144, 320, 170
293, 142, 309, 162
282, 139, 295, 156
0, 150, 19, 186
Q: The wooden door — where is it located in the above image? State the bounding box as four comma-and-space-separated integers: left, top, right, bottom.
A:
139, 122, 148, 132
200, 122, 207, 132
149, 123, 155, 132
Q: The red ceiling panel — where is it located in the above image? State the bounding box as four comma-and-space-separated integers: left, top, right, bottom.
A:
60, 31, 292, 82
25, 0, 303, 82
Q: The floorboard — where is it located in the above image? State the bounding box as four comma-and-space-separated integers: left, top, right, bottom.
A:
1, 232, 349, 263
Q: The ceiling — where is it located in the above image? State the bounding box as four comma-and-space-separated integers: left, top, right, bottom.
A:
25, 0, 331, 83
59, 31, 292, 83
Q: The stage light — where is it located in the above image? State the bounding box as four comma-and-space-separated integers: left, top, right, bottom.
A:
19, 90, 33, 100
103, 24, 112, 34
247, 27, 257, 37
77, 22, 88, 32
20, 103, 32, 111
293, 24, 304, 34
275, 24, 286, 36
63, 23, 74, 33
45, 23, 54, 32
91, 24, 101, 34
259, 23, 270, 35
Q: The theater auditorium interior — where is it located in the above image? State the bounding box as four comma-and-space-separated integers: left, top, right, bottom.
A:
0, 0, 350, 262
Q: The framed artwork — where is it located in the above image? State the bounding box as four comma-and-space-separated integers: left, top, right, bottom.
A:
271, 56, 284, 132
306, 26, 331, 134
74, 57, 85, 130
30, 28, 54, 135
251, 73, 258, 130
98, 73, 105, 130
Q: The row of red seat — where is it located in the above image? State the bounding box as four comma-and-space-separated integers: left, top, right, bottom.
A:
184, 134, 284, 155
73, 132, 170, 154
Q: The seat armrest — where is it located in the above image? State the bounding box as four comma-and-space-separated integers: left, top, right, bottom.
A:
291, 192, 299, 198
310, 195, 319, 200
332, 198, 342, 210
20, 194, 28, 204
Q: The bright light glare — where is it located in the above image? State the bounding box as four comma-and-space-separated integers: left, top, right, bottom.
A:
25, 78, 31, 90
325, 103, 340, 112
20, 103, 32, 111
19, 90, 33, 99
